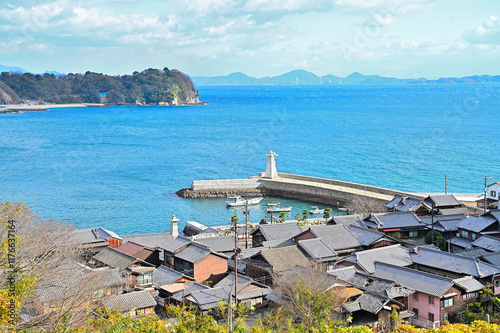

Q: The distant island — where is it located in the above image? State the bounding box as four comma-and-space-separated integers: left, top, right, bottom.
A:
192, 69, 500, 86
0, 67, 203, 106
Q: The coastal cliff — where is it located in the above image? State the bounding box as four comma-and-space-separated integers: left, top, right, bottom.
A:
0, 68, 204, 106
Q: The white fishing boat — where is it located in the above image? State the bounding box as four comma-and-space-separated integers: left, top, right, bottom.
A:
226, 196, 263, 207
266, 202, 293, 213
309, 206, 324, 215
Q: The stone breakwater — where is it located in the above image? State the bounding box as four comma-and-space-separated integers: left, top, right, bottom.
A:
176, 173, 415, 206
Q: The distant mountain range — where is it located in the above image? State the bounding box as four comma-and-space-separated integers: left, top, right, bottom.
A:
192, 69, 500, 86
0, 64, 63, 76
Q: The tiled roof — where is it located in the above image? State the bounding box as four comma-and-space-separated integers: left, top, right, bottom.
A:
472, 235, 500, 252
121, 232, 175, 249
454, 276, 485, 293
163, 236, 192, 253
194, 236, 238, 253
215, 272, 253, 293
307, 225, 362, 251
342, 244, 412, 274
347, 225, 390, 246
115, 241, 152, 256
92, 247, 139, 271
175, 242, 211, 263
424, 195, 462, 208
331, 215, 364, 226
171, 283, 210, 303
412, 246, 500, 278
97, 227, 122, 240
68, 228, 104, 244
385, 195, 422, 212
261, 239, 296, 248
439, 208, 471, 216
481, 251, 500, 267
366, 211, 427, 230
102, 290, 156, 312
154, 265, 193, 286
422, 214, 466, 232
488, 210, 500, 221
373, 262, 454, 297
188, 287, 229, 310
459, 215, 498, 233
297, 238, 338, 260
251, 246, 311, 273
450, 236, 473, 249
327, 266, 358, 282
251, 223, 304, 242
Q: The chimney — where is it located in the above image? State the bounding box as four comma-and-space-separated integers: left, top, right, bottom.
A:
169, 215, 179, 238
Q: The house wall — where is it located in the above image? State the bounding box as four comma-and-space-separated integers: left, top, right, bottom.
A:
408, 291, 440, 325
439, 286, 479, 323
294, 231, 316, 241
246, 264, 273, 287
488, 184, 500, 200
193, 254, 227, 283
367, 239, 397, 249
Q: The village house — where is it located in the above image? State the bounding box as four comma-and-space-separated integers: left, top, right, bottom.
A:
114, 241, 162, 266
250, 222, 304, 247
410, 246, 500, 294
449, 210, 500, 252
329, 214, 364, 226
385, 195, 424, 214
363, 211, 429, 238
374, 262, 485, 328
293, 224, 363, 256
90, 247, 156, 289
418, 195, 470, 216
334, 244, 413, 274
421, 214, 468, 251
101, 290, 157, 317
214, 272, 272, 309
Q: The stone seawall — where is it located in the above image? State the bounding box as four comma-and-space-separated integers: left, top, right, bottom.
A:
176, 173, 412, 205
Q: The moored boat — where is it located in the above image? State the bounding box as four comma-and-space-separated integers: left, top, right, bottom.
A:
309, 206, 325, 214
226, 196, 263, 207
266, 202, 293, 212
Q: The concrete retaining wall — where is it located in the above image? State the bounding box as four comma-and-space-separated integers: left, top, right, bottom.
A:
191, 178, 261, 191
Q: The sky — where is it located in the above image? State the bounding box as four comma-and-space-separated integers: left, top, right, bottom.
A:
0, 0, 499, 78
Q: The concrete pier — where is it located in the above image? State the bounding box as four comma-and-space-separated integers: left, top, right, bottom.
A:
176, 172, 420, 206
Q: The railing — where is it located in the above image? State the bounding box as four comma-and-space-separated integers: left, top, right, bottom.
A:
410, 317, 440, 329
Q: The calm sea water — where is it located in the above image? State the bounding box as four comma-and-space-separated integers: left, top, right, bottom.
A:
1, 84, 499, 234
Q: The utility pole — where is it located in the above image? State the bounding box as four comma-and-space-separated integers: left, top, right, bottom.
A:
244, 200, 249, 249
484, 177, 493, 213
228, 291, 232, 332
431, 201, 435, 246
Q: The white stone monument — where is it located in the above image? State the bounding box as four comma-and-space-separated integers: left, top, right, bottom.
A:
169, 215, 179, 238
264, 151, 279, 179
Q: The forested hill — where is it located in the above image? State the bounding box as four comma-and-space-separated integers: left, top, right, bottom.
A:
0, 68, 202, 105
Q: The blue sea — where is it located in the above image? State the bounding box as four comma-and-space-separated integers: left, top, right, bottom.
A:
1, 83, 499, 235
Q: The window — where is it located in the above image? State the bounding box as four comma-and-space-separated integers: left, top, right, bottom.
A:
461, 230, 469, 238
138, 272, 153, 285
413, 292, 419, 300
428, 313, 434, 322
136, 308, 145, 315
429, 295, 434, 305
443, 297, 454, 307
491, 190, 497, 198
471, 233, 478, 241
443, 313, 448, 322
413, 308, 419, 317
463, 292, 479, 299
409, 230, 418, 238
495, 280, 500, 288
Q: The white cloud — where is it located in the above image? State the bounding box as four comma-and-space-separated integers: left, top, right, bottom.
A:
463, 16, 500, 45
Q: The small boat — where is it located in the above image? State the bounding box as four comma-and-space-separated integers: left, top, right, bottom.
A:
309, 206, 325, 215
226, 196, 263, 207
266, 203, 292, 213
338, 207, 348, 212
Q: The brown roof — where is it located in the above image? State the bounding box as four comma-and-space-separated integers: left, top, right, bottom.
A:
115, 241, 153, 256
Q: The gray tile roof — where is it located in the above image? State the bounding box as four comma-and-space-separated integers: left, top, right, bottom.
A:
439, 208, 471, 216
327, 266, 358, 282
422, 214, 466, 232
171, 283, 210, 303
297, 238, 338, 261
102, 290, 156, 312
188, 287, 229, 310
175, 242, 211, 263
250, 246, 311, 273
450, 236, 473, 249
215, 272, 253, 293
366, 211, 427, 230
92, 247, 139, 271
97, 227, 122, 240
472, 235, 500, 252
425, 194, 462, 208
385, 195, 422, 212
347, 225, 390, 246
481, 251, 500, 267
194, 236, 238, 253
163, 236, 192, 253
251, 223, 304, 242
488, 210, 500, 221
121, 232, 175, 249
373, 262, 454, 297
261, 239, 296, 248
342, 244, 412, 274
306, 225, 362, 251
459, 215, 498, 233
453, 276, 485, 293
153, 265, 192, 287
412, 246, 500, 278
68, 228, 104, 244
331, 215, 364, 226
